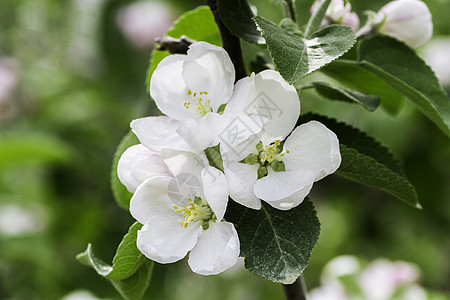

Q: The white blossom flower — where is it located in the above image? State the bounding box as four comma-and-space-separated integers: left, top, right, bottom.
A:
130, 149, 239, 275
222, 70, 341, 210
132, 42, 237, 153
372, 0, 432, 48
310, 0, 360, 31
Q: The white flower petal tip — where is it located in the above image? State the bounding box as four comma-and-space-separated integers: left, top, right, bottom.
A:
188, 222, 240, 275
253, 169, 316, 202
130, 116, 194, 153
264, 185, 313, 210
137, 216, 200, 264
377, 0, 433, 48
117, 144, 171, 193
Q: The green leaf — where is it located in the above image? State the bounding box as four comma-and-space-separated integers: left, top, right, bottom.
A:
77, 223, 153, 300
146, 6, 221, 92
304, 0, 331, 38
279, 18, 302, 35
254, 16, 356, 84
225, 199, 320, 284
300, 113, 420, 208
0, 132, 72, 169
218, 0, 263, 44
110, 261, 153, 300
321, 60, 405, 114
358, 35, 450, 137
309, 81, 380, 111
111, 131, 139, 210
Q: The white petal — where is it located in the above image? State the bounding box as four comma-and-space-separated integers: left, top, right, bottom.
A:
222, 73, 254, 114
253, 168, 316, 201
117, 144, 171, 193
130, 116, 195, 153
264, 185, 313, 210
283, 121, 341, 181
117, 144, 143, 193
224, 162, 261, 210
150, 54, 197, 120
201, 166, 228, 220
219, 113, 266, 162
129, 176, 175, 224
183, 42, 235, 111
138, 215, 201, 264
161, 148, 206, 183
226, 70, 300, 145
188, 221, 239, 275
177, 112, 224, 151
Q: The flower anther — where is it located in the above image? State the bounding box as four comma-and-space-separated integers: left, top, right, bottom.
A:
173, 196, 216, 229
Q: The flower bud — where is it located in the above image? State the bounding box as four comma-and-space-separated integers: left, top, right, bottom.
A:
310, 0, 360, 31
375, 0, 432, 48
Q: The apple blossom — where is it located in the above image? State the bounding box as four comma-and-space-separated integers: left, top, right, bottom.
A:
222, 70, 341, 210
310, 256, 428, 300
132, 42, 236, 153
129, 149, 239, 275
310, 0, 360, 31
370, 0, 432, 48
358, 259, 421, 300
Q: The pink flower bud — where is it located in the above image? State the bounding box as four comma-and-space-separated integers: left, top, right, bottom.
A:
376, 0, 432, 48
310, 0, 360, 31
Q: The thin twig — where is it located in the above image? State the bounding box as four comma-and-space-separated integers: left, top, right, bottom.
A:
283, 275, 308, 300
207, 0, 247, 82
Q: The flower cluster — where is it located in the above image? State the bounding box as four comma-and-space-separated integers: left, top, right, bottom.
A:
118, 42, 341, 274
311, 0, 433, 48
310, 256, 429, 300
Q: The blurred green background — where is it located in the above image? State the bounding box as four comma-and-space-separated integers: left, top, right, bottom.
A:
0, 0, 449, 299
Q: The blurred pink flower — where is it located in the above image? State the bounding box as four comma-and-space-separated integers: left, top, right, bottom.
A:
358, 259, 420, 300
0, 58, 19, 105
116, 1, 173, 48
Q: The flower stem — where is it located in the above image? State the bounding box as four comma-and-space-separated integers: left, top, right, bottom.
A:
282, 0, 297, 22
283, 275, 308, 300
207, 0, 247, 81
